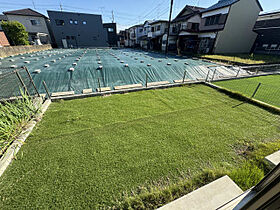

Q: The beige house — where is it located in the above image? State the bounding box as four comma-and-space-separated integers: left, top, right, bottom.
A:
198, 0, 263, 54
3, 8, 52, 45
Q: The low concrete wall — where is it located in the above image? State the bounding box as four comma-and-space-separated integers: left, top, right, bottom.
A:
0, 44, 52, 58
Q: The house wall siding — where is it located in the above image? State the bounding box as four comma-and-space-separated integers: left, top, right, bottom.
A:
5, 15, 50, 35
214, 0, 261, 54
48, 11, 108, 48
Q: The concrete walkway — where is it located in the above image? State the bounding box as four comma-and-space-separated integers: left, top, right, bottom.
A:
158, 176, 243, 210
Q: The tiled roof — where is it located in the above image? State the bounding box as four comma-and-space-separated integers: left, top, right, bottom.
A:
202, 0, 239, 13
172, 5, 205, 22
202, 0, 263, 13
3, 8, 48, 19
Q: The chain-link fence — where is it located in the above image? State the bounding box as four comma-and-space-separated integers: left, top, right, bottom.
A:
215, 79, 280, 107
0, 66, 44, 101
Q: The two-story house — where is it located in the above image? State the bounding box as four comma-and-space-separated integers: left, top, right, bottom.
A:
47, 10, 108, 48
3, 8, 53, 45
198, 0, 263, 54
253, 10, 280, 55
128, 25, 137, 47
139, 20, 153, 49
168, 5, 204, 54
148, 20, 168, 51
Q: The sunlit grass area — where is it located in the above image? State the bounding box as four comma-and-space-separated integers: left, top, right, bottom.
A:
0, 85, 279, 208
199, 54, 280, 64
215, 75, 280, 107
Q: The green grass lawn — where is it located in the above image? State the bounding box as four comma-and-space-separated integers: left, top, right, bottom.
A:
215, 75, 280, 107
0, 85, 279, 209
199, 54, 280, 65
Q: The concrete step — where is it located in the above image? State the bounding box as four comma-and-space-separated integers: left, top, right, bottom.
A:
265, 150, 280, 167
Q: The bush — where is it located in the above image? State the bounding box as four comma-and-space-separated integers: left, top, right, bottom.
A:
1, 20, 29, 45
230, 162, 264, 191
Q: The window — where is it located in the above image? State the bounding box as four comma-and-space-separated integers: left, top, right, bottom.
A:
55, 19, 65, 26
262, 44, 268, 48
69, 19, 73, 24
83, 21, 87, 25
156, 25, 160, 31
151, 27, 155, 32
271, 44, 278, 50
74, 20, 78, 25
30, 20, 40, 25
139, 29, 143, 33
66, 36, 70, 39
205, 15, 221, 26
108, 28, 114, 32
71, 36, 75, 40
191, 23, 199, 30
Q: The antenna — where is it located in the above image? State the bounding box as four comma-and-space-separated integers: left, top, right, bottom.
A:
112, 10, 115, 23
59, 2, 63, 12
32, 0, 36, 9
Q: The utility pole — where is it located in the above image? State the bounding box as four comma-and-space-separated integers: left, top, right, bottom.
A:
32, 0, 36, 9
112, 10, 115, 23
165, 0, 174, 55
59, 2, 63, 12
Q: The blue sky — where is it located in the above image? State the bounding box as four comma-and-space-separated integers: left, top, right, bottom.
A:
0, 0, 279, 31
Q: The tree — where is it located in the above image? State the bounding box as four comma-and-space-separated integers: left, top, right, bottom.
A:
1, 21, 29, 46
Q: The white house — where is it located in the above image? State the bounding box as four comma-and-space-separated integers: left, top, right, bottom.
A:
148, 20, 168, 51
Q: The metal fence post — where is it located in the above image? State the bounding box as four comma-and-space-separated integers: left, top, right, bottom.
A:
251, 83, 262, 98
42, 81, 51, 99
15, 71, 30, 96
205, 69, 210, 82
236, 67, 241, 77
98, 78, 101, 92
182, 70, 187, 83
24, 66, 40, 97
145, 73, 148, 87
211, 69, 216, 82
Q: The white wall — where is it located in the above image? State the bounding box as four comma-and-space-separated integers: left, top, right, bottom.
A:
202, 7, 230, 18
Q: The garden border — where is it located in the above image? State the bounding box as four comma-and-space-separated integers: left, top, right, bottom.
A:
0, 99, 51, 177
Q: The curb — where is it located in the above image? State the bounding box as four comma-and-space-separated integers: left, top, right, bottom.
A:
0, 99, 51, 177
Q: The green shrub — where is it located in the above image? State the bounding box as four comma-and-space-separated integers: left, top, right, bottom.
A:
230, 162, 264, 191
1, 20, 29, 45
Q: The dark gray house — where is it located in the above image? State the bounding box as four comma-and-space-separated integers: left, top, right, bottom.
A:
254, 10, 280, 55
47, 10, 108, 48
103, 23, 117, 47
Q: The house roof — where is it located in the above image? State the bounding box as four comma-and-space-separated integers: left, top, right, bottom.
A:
150, 20, 168, 25
202, 0, 239, 13
202, 0, 263, 13
3, 8, 48, 19
172, 5, 204, 23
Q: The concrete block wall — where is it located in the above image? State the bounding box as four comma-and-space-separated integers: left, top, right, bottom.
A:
0, 44, 52, 57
